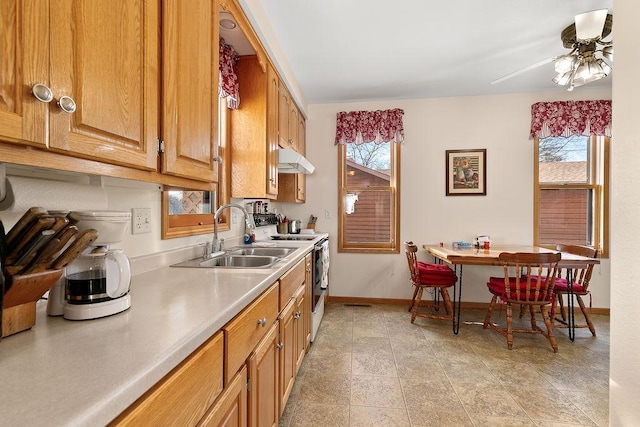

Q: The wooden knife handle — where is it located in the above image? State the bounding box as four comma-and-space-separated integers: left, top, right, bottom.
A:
49, 229, 99, 270
7, 216, 56, 265
5, 207, 47, 250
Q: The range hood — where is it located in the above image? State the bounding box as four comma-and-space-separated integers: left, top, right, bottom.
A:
278, 148, 315, 174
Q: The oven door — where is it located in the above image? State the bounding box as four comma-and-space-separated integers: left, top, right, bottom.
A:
312, 238, 329, 312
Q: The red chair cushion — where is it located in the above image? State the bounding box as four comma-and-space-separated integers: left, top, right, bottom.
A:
487, 277, 552, 301
553, 277, 586, 293
417, 262, 456, 286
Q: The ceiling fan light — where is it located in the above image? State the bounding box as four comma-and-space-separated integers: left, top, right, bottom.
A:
598, 59, 612, 76
553, 72, 572, 86
555, 56, 576, 74
575, 9, 608, 41
602, 46, 614, 61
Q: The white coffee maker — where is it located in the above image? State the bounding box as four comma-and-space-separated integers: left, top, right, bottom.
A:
47, 211, 132, 320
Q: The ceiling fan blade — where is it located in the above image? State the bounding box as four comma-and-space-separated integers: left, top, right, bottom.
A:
575, 9, 608, 41
491, 56, 559, 85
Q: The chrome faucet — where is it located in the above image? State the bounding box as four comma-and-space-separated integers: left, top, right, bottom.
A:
211, 203, 255, 255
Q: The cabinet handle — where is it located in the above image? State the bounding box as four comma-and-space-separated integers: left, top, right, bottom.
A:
269, 178, 275, 183
276, 342, 283, 350
57, 96, 77, 114
257, 317, 267, 327
294, 311, 301, 320
213, 156, 223, 164
31, 84, 53, 103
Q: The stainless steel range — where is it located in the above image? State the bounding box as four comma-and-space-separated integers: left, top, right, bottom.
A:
311, 237, 329, 342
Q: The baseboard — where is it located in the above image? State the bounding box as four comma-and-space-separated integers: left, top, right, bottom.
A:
325, 295, 610, 315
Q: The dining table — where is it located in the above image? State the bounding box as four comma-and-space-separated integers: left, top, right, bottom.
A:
422, 244, 600, 340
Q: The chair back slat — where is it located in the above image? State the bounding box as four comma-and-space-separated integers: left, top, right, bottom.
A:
498, 252, 561, 303
556, 244, 598, 291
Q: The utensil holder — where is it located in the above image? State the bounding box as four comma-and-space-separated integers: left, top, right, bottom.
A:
2, 269, 62, 338
306, 223, 316, 230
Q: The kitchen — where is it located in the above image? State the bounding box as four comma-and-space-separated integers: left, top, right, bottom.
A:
0, 0, 638, 425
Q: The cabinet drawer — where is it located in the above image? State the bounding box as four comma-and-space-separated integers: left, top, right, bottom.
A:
224, 282, 279, 383
279, 259, 305, 311
110, 332, 224, 426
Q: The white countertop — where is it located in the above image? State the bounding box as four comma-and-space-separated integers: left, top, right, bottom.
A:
0, 235, 326, 426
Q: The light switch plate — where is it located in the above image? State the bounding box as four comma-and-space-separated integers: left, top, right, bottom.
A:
132, 208, 152, 234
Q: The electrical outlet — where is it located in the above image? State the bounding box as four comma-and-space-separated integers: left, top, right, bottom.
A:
232, 212, 238, 224
325, 209, 331, 219
132, 208, 152, 234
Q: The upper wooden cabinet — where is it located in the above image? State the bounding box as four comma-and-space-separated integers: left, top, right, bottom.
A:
276, 116, 306, 203
161, 0, 219, 182
0, 0, 49, 148
1, 0, 220, 183
0, 0, 160, 170
278, 85, 300, 152
231, 58, 279, 199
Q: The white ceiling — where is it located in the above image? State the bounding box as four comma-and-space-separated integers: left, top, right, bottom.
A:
236, 0, 613, 104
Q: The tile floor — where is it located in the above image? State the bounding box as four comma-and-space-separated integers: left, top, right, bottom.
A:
279, 302, 610, 427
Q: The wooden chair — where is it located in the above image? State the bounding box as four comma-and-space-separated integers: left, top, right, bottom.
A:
404, 241, 457, 326
483, 252, 561, 352
554, 244, 599, 336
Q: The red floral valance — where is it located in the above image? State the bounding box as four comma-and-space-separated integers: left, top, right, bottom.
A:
335, 109, 405, 145
219, 38, 239, 109
530, 100, 612, 139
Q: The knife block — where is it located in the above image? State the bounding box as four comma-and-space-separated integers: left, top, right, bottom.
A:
2, 269, 63, 338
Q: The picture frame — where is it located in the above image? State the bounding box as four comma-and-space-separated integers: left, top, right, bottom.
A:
446, 149, 486, 196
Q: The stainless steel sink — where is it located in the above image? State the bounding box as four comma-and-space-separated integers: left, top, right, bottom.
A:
226, 247, 297, 257
171, 254, 281, 269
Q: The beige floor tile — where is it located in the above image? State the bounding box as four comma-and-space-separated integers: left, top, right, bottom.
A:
350, 375, 405, 408
297, 372, 351, 405
351, 352, 398, 377
280, 303, 610, 426
349, 406, 411, 427
288, 402, 350, 427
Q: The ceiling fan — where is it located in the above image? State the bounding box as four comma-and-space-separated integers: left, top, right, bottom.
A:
491, 9, 613, 91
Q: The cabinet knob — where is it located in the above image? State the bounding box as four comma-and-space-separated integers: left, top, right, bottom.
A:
31, 84, 53, 103
269, 178, 275, 183
213, 156, 223, 164
276, 342, 283, 350
57, 96, 77, 114
257, 317, 267, 327
294, 311, 301, 320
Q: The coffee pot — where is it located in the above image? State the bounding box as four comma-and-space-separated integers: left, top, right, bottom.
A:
65, 247, 130, 304
47, 210, 132, 320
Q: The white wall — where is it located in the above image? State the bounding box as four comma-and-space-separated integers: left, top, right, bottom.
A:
609, 0, 640, 424
281, 88, 612, 307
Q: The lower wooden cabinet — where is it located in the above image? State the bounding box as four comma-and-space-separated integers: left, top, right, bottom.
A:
248, 322, 280, 427
303, 253, 312, 350
294, 285, 306, 372
109, 332, 224, 426
199, 366, 247, 427
279, 298, 297, 415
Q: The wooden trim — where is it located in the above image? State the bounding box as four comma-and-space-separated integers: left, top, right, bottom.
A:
325, 295, 610, 314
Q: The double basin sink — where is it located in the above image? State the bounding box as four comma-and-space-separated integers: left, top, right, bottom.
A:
171, 246, 298, 269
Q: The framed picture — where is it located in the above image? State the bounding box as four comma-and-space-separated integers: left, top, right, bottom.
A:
446, 149, 486, 196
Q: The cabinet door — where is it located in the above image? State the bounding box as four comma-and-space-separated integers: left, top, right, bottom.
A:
0, 0, 49, 147
199, 365, 247, 427
248, 322, 279, 427
266, 64, 279, 197
279, 298, 296, 415
277, 85, 290, 149
161, 0, 219, 182
288, 102, 299, 152
304, 253, 312, 350
296, 116, 306, 200
49, 0, 159, 170
294, 285, 306, 373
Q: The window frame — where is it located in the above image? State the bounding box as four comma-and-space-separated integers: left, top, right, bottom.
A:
533, 135, 609, 257
337, 142, 401, 253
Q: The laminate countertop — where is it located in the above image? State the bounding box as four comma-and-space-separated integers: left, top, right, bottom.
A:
0, 236, 326, 426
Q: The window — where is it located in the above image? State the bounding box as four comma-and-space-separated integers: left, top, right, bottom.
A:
338, 141, 400, 253
534, 135, 609, 256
